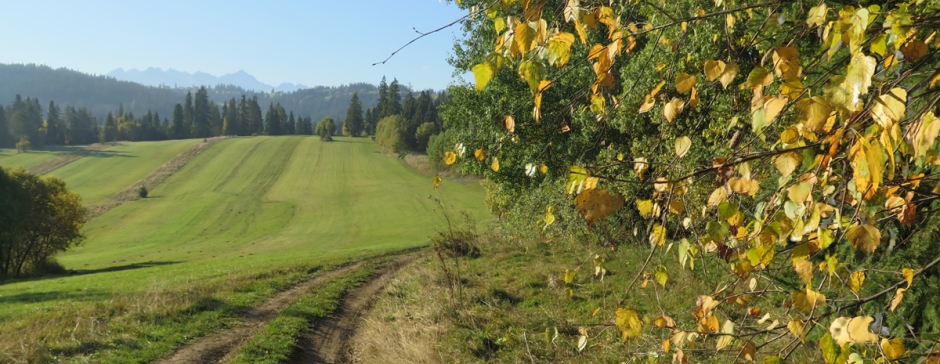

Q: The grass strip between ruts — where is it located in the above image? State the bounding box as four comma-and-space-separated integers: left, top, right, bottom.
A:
229, 258, 391, 364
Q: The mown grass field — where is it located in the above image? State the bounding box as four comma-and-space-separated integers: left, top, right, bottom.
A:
47, 139, 201, 205
0, 145, 87, 170
0, 136, 487, 362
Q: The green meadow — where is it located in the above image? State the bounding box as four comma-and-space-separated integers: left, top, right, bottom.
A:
0, 136, 486, 362
47, 139, 200, 205
0, 145, 87, 170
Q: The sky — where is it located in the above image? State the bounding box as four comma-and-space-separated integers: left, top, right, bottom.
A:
0, 0, 470, 90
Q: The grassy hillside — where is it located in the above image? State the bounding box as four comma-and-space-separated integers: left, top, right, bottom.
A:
0, 136, 486, 362
47, 139, 201, 205
0, 145, 86, 170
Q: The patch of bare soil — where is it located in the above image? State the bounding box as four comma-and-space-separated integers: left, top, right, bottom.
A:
27, 142, 123, 175
153, 259, 369, 364
85, 137, 227, 220
289, 255, 417, 364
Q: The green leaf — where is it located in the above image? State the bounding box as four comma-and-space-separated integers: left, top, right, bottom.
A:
565, 166, 589, 194
706, 221, 730, 244
718, 201, 739, 221
518, 61, 541, 93
655, 266, 668, 287
820, 332, 839, 364
472, 62, 496, 91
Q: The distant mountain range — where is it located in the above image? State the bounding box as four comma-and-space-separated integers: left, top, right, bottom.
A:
107, 67, 308, 93
1, 63, 379, 123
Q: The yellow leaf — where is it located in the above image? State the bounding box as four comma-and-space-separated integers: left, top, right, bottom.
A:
474, 148, 486, 162
850, 135, 884, 200
745, 67, 773, 89
543, 205, 555, 226
807, 4, 828, 27
704, 60, 726, 82
689, 86, 700, 108
846, 224, 881, 255
763, 97, 787, 124
881, 338, 906, 360
891, 288, 906, 311
633, 157, 648, 179
843, 53, 877, 111
615, 307, 643, 341
795, 260, 814, 284
539, 163, 548, 174
792, 288, 826, 314
787, 182, 812, 203
432, 176, 442, 188
871, 88, 907, 129
574, 188, 623, 224
716, 320, 734, 350
547, 32, 575, 67
675, 73, 696, 94
707, 187, 728, 207
728, 177, 759, 197
649, 223, 666, 247
564, 269, 576, 284
444, 151, 457, 165
903, 268, 914, 288
830, 316, 879, 346
654, 315, 676, 329
636, 199, 654, 219
848, 271, 865, 293
788, 319, 806, 343
675, 136, 692, 158
908, 112, 940, 159
504, 115, 515, 133
472, 62, 496, 91
719, 63, 739, 89
664, 97, 684, 122
775, 152, 803, 178
796, 96, 834, 133
491, 157, 500, 172
726, 13, 735, 28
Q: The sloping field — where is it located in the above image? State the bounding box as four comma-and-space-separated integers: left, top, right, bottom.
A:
0, 136, 486, 362
0, 145, 87, 170
46, 139, 201, 205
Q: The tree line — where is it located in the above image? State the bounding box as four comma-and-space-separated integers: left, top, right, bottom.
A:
0, 88, 319, 149
345, 76, 447, 155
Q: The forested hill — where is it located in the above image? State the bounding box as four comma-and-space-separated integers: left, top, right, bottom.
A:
0, 64, 382, 123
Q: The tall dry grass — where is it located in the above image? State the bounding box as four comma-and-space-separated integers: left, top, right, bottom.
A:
349, 257, 450, 364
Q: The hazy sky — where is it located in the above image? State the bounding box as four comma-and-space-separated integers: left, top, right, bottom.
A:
0, 0, 469, 90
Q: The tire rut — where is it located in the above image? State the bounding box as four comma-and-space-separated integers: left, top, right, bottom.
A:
152, 259, 370, 364
289, 255, 417, 364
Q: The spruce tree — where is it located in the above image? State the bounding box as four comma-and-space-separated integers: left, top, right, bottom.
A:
101, 112, 117, 142
276, 104, 289, 134
223, 98, 239, 136
0, 106, 11, 148
172, 104, 185, 139
287, 111, 296, 135
45, 101, 63, 145
183, 92, 194, 137
343, 92, 364, 137
388, 79, 402, 116
191, 87, 211, 138
265, 103, 281, 135
376, 77, 389, 119
248, 97, 264, 135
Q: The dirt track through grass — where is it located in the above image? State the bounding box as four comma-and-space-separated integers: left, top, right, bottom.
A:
154, 259, 370, 364
289, 255, 416, 364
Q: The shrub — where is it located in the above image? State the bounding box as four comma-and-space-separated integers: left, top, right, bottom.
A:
15, 137, 31, 153
414, 122, 440, 152
138, 186, 148, 198
374, 115, 408, 153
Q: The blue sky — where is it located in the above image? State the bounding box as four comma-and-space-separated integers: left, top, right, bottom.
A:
0, 0, 469, 90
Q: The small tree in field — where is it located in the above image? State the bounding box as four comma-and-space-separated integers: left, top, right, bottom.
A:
315, 117, 335, 141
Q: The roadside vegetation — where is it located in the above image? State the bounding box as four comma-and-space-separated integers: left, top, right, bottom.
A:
420, 0, 940, 362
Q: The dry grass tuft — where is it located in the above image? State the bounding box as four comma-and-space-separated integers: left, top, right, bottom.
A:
349, 256, 449, 364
